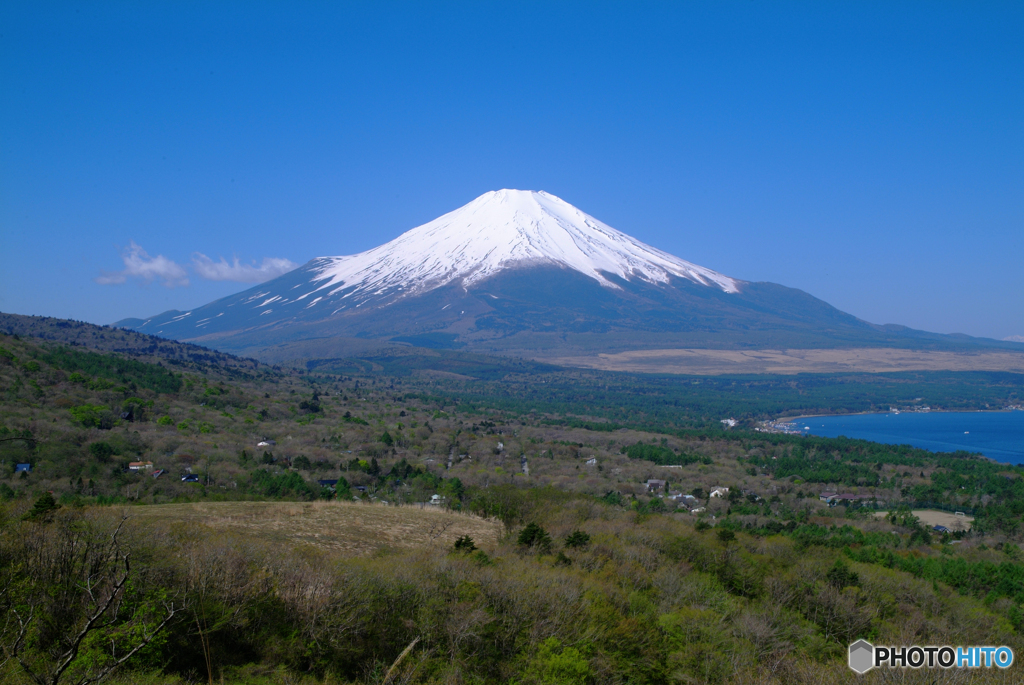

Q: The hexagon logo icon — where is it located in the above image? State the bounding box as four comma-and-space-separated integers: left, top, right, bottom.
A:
849, 640, 874, 674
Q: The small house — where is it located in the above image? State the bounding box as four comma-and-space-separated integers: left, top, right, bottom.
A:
821, 493, 862, 506
819, 492, 837, 502
429, 494, 446, 505
128, 461, 153, 471
15, 463, 31, 473
933, 525, 950, 534
318, 479, 339, 489
646, 479, 667, 492
690, 507, 706, 515
152, 469, 165, 479
585, 457, 597, 466
710, 487, 730, 498
256, 439, 276, 447
181, 474, 199, 482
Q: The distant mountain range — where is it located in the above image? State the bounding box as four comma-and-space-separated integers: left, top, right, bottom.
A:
116, 190, 1020, 359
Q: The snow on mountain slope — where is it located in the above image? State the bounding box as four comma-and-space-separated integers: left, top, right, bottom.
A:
293, 190, 738, 314
122, 189, 752, 341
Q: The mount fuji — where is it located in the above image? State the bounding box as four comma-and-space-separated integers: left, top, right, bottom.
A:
116, 190, 992, 358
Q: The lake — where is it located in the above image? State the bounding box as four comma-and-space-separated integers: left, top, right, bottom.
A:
795, 411, 1024, 464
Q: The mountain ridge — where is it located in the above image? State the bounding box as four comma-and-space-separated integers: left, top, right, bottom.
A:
114, 190, 1022, 359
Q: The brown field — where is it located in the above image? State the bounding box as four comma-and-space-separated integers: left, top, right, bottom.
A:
127, 501, 503, 555
544, 347, 1024, 375
874, 509, 974, 530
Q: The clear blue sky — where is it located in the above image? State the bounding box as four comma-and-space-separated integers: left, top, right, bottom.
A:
2, 2, 1022, 340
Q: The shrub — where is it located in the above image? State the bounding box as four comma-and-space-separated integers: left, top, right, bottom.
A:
471, 549, 493, 566
453, 535, 476, 553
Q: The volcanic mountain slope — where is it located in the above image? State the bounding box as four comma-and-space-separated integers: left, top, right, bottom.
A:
116, 190, 1012, 357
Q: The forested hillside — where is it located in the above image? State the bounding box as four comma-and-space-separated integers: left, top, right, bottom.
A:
2, 319, 1024, 684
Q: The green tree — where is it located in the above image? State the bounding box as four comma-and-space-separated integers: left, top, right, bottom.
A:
23, 493, 59, 521
517, 523, 552, 552
565, 530, 591, 549
826, 559, 860, 589
68, 404, 111, 429
88, 442, 115, 462
522, 637, 591, 685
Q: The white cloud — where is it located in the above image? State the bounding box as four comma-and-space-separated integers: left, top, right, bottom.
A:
191, 253, 298, 283
96, 241, 190, 287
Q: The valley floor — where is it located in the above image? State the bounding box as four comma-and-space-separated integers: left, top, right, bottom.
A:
543, 347, 1024, 375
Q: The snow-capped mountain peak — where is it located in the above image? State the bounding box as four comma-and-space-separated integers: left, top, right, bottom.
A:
124, 189, 747, 339
306, 189, 738, 310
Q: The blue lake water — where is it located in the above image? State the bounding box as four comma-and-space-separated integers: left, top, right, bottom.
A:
796, 411, 1024, 464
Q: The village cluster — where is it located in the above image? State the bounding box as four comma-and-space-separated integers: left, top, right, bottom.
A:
642, 480, 733, 514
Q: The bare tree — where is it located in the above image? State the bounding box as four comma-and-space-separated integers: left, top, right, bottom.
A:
428, 518, 455, 541
805, 584, 875, 646
1, 513, 185, 685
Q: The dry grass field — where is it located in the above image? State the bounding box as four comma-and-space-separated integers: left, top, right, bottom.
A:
874, 509, 974, 530
127, 501, 503, 555
544, 347, 1024, 375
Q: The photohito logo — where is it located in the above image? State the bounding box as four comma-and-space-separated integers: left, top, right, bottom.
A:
848, 640, 1014, 673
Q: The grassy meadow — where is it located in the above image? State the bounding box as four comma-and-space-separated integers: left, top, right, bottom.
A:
127, 500, 503, 555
